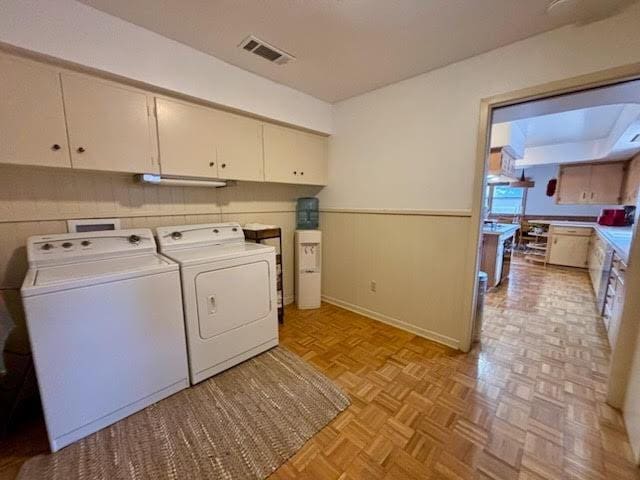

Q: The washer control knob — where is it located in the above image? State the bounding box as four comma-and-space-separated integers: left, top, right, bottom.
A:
232, 227, 238, 232
62, 242, 73, 249
41, 243, 54, 251
171, 231, 183, 240
81, 240, 91, 247
128, 234, 141, 245
213, 229, 219, 234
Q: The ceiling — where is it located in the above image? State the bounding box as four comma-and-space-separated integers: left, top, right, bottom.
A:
492, 78, 640, 167
516, 105, 626, 148
76, 0, 638, 102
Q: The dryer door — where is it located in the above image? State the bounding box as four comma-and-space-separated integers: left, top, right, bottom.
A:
195, 260, 272, 338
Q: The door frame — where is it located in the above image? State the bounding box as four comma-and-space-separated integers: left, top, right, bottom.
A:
463, 61, 640, 408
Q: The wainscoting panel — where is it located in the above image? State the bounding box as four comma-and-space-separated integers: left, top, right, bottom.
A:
0, 165, 316, 293
320, 211, 472, 349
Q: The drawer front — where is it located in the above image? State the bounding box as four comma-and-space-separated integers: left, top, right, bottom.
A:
551, 226, 592, 236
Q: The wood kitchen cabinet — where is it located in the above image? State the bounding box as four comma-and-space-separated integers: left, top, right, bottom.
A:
556, 162, 624, 205
487, 148, 516, 181
62, 73, 157, 174
623, 154, 640, 206
548, 226, 591, 268
263, 123, 328, 186
0, 55, 71, 169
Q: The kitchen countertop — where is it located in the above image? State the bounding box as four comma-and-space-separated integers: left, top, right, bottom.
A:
482, 223, 520, 236
528, 219, 633, 264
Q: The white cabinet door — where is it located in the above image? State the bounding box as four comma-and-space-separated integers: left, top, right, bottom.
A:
156, 98, 219, 178
62, 74, 156, 173
548, 234, 590, 268
0, 55, 71, 168
263, 123, 328, 185
213, 110, 263, 181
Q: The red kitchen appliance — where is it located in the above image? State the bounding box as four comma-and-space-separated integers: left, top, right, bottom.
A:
598, 208, 629, 226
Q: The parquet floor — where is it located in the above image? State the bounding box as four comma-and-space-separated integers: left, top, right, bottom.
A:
1, 261, 638, 479
271, 260, 640, 480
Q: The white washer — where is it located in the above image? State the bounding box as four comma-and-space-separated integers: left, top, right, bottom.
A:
21, 229, 189, 452
156, 223, 278, 384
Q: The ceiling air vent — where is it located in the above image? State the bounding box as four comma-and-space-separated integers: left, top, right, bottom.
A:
239, 36, 295, 65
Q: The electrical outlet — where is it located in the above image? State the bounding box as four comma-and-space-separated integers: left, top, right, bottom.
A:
370, 280, 377, 292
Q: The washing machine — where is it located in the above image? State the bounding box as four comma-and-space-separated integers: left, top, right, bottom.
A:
156, 223, 278, 384
21, 229, 189, 452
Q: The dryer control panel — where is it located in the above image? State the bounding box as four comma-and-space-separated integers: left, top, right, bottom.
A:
157, 223, 244, 251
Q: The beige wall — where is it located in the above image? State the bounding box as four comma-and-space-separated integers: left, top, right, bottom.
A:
321, 210, 470, 348
317, 3, 640, 348
0, 164, 321, 303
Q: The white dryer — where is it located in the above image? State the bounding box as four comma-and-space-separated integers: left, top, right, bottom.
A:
156, 223, 278, 384
21, 229, 189, 452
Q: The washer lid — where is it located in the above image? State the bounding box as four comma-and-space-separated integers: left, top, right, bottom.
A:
160, 242, 275, 267
22, 254, 177, 296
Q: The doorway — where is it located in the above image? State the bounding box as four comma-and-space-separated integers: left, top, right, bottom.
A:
467, 66, 640, 464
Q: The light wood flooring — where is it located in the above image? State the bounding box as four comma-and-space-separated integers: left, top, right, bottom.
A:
271, 261, 640, 480
1, 261, 638, 479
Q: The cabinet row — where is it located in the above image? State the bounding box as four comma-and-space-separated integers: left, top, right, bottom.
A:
556, 158, 639, 206
0, 54, 328, 186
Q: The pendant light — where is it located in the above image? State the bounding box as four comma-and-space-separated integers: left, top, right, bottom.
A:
509, 169, 535, 188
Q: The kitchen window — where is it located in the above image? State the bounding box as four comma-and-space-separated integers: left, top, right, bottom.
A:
486, 185, 527, 215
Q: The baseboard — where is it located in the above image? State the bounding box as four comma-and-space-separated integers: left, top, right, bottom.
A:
321, 295, 461, 350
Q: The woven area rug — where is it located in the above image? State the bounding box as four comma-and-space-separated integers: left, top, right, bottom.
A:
18, 347, 350, 480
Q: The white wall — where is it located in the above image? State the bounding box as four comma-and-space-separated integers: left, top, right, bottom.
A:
0, 0, 332, 134
524, 164, 618, 217
320, 2, 640, 210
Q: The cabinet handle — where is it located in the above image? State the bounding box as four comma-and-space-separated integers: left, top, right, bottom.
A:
77, 147, 85, 153
590, 192, 594, 199
221, 163, 227, 169
51, 144, 61, 151
209, 162, 215, 167
300, 171, 304, 176
293, 171, 297, 175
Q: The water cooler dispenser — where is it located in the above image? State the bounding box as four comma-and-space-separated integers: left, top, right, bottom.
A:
295, 230, 321, 309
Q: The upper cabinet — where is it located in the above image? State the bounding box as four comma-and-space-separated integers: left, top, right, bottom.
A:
156, 98, 219, 178
0, 52, 329, 187
263, 124, 328, 186
0, 56, 71, 168
487, 148, 516, 182
623, 154, 640, 206
156, 98, 264, 182
213, 110, 263, 182
556, 162, 624, 205
61, 74, 157, 174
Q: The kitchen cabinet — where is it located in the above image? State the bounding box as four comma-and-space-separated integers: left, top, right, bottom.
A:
212, 110, 263, 182
0, 55, 71, 168
263, 124, 328, 186
548, 226, 591, 268
480, 224, 519, 288
556, 162, 624, 205
487, 148, 516, 182
62, 73, 157, 174
604, 254, 626, 350
156, 98, 219, 178
623, 154, 640, 206
588, 232, 606, 295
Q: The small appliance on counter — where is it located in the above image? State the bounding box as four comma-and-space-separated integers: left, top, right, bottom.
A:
598, 208, 632, 226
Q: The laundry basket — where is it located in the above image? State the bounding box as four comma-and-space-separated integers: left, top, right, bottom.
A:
473, 271, 488, 342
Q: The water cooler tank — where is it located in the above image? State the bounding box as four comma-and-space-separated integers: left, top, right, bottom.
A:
295, 230, 321, 309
